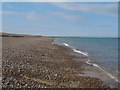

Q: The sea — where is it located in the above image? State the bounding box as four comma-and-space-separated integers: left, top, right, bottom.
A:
55, 38, 119, 84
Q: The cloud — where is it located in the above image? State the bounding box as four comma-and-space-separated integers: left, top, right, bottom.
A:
5, 4, 14, 8
52, 3, 118, 17
1, 11, 40, 20
1, 10, 83, 21
49, 12, 83, 20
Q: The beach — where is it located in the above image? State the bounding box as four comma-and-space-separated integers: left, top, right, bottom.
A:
2, 33, 109, 88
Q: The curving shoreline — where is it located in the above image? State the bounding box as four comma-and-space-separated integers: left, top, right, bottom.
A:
54, 38, 119, 88
2, 33, 110, 88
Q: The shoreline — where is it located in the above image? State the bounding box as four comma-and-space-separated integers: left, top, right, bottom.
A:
54, 38, 119, 88
2, 33, 110, 88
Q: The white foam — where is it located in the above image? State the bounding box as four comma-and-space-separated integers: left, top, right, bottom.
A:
98, 67, 119, 82
63, 43, 88, 56
86, 59, 119, 82
54, 39, 56, 42
86, 59, 92, 65
73, 49, 88, 56
63, 43, 70, 47
63, 42, 119, 82
52, 39, 57, 44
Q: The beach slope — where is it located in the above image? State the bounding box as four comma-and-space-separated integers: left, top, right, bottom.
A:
2, 33, 109, 88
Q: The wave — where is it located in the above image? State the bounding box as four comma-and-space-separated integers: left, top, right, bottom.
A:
86, 59, 119, 82
63, 43, 88, 56
63, 43, 70, 47
63, 42, 119, 82
73, 49, 88, 56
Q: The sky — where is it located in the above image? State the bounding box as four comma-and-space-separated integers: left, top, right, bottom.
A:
2, 0, 120, 2
1, 2, 118, 37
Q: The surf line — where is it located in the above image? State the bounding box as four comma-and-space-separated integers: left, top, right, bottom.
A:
63, 42, 119, 82
63, 43, 88, 56
63, 43, 120, 82
86, 59, 119, 82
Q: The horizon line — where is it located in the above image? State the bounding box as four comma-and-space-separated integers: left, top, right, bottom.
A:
1, 32, 118, 38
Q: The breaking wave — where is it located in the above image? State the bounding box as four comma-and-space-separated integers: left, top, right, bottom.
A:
63, 42, 119, 82
63, 43, 88, 56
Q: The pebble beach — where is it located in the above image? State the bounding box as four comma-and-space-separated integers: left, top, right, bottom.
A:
2, 33, 110, 88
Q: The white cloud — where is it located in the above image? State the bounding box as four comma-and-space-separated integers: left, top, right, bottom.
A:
52, 3, 118, 17
1, 10, 83, 21
5, 4, 14, 8
49, 12, 83, 20
1, 11, 40, 20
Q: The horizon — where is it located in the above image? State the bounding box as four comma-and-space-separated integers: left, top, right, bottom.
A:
1, 32, 119, 38
1, 2, 118, 37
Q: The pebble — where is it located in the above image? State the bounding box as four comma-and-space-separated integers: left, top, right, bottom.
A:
55, 74, 58, 76
2, 37, 109, 88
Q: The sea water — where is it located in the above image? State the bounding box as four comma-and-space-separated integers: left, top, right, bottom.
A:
55, 38, 119, 82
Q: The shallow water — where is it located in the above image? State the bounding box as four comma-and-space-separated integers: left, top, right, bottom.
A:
55, 38, 119, 84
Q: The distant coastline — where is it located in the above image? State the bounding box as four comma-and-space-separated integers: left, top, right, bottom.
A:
1, 32, 118, 39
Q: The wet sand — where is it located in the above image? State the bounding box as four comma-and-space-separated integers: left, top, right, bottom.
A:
2, 33, 110, 88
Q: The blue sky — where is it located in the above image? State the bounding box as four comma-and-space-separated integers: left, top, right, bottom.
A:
1, 2, 118, 37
